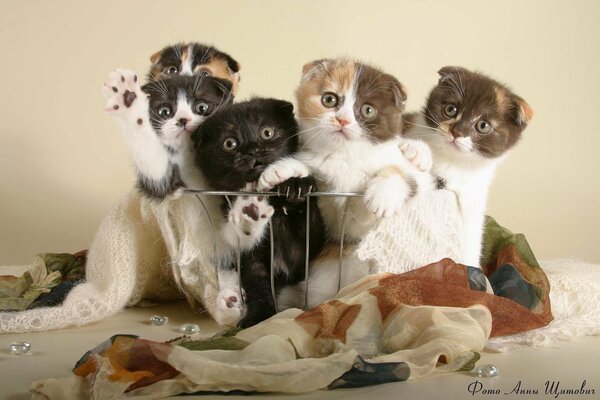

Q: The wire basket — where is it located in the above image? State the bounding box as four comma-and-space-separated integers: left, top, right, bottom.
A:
186, 189, 363, 311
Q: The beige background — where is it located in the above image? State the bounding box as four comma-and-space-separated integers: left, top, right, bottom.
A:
0, 0, 598, 265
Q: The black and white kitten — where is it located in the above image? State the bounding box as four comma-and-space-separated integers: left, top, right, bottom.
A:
193, 98, 326, 327
102, 71, 233, 199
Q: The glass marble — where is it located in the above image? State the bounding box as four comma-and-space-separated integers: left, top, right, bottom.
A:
473, 364, 499, 377
149, 315, 169, 326
9, 341, 31, 355
180, 323, 200, 334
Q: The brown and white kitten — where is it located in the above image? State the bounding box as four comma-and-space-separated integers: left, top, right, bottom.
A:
404, 66, 533, 268
259, 58, 433, 309
148, 42, 241, 96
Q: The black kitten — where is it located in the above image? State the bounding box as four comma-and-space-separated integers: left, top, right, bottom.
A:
192, 98, 326, 327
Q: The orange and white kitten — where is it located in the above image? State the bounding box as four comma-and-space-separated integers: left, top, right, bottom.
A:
259, 58, 433, 309
258, 58, 433, 240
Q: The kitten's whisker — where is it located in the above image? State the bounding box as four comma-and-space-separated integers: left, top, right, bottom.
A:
421, 109, 442, 127
299, 129, 325, 152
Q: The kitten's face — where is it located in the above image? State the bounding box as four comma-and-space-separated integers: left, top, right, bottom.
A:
148, 42, 241, 95
193, 98, 298, 190
295, 58, 406, 149
142, 76, 233, 152
424, 66, 533, 158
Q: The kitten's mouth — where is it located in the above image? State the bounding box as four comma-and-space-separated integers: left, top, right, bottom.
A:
450, 139, 471, 153
332, 128, 350, 140
246, 164, 266, 181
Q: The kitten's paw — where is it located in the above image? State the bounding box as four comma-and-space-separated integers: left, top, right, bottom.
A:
227, 195, 274, 250
364, 175, 408, 218
275, 176, 316, 205
213, 286, 246, 327
400, 140, 432, 172
101, 69, 147, 123
257, 159, 310, 190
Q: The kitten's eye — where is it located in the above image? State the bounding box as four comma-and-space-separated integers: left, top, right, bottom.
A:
164, 66, 179, 75
260, 127, 275, 140
476, 119, 492, 134
360, 103, 377, 119
198, 68, 212, 77
222, 137, 238, 151
443, 104, 458, 118
158, 105, 172, 118
321, 92, 339, 108
194, 101, 210, 115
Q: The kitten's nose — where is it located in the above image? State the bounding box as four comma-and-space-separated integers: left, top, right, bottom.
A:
336, 117, 349, 127
177, 117, 189, 127
450, 126, 462, 138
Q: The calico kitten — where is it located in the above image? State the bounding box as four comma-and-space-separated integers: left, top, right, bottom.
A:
193, 98, 326, 327
259, 58, 433, 239
259, 58, 433, 309
148, 42, 241, 95
103, 71, 233, 200
403, 66, 533, 267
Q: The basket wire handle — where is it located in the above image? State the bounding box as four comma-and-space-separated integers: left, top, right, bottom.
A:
303, 195, 311, 310
338, 200, 350, 294
269, 220, 278, 312
195, 194, 220, 290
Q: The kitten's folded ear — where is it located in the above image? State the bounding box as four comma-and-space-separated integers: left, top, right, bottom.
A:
269, 99, 295, 115
511, 95, 534, 126
301, 59, 332, 81
389, 78, 407, 108
222, 54, 241, 73
149, 49, 164, 64
212, 77, 235, 103
437, 66, 470, 85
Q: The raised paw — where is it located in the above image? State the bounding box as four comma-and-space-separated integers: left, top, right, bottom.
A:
226, 195, 274, 250
101, 69, 147, 123
364, 175, 409, 218
400, 140, 432, 172
275, 176, 316, 206
257, 159, 310, 190
213, 286, 247, 327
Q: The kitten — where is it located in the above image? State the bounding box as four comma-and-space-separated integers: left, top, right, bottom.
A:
258, 58, 433, 308
193, 98, 326, 327
103, 71, 233, 200
148, 42, 241, 95
403, 66, 533, 268
259, 58, 432, 239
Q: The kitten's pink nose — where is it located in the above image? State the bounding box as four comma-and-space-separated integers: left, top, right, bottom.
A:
177, 117, 189, 127
336, 117, 349, 127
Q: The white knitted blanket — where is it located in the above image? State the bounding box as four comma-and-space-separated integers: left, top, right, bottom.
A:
0, 189, 222, 333
1, 189, 599, 353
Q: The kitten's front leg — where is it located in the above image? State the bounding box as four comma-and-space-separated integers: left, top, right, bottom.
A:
257, 157, 310, 190
213, 268, 247, 326
400, 139, 433, 172
222, 193, 274, 252
102, 69, 175, 198
364, 166, 416, 218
